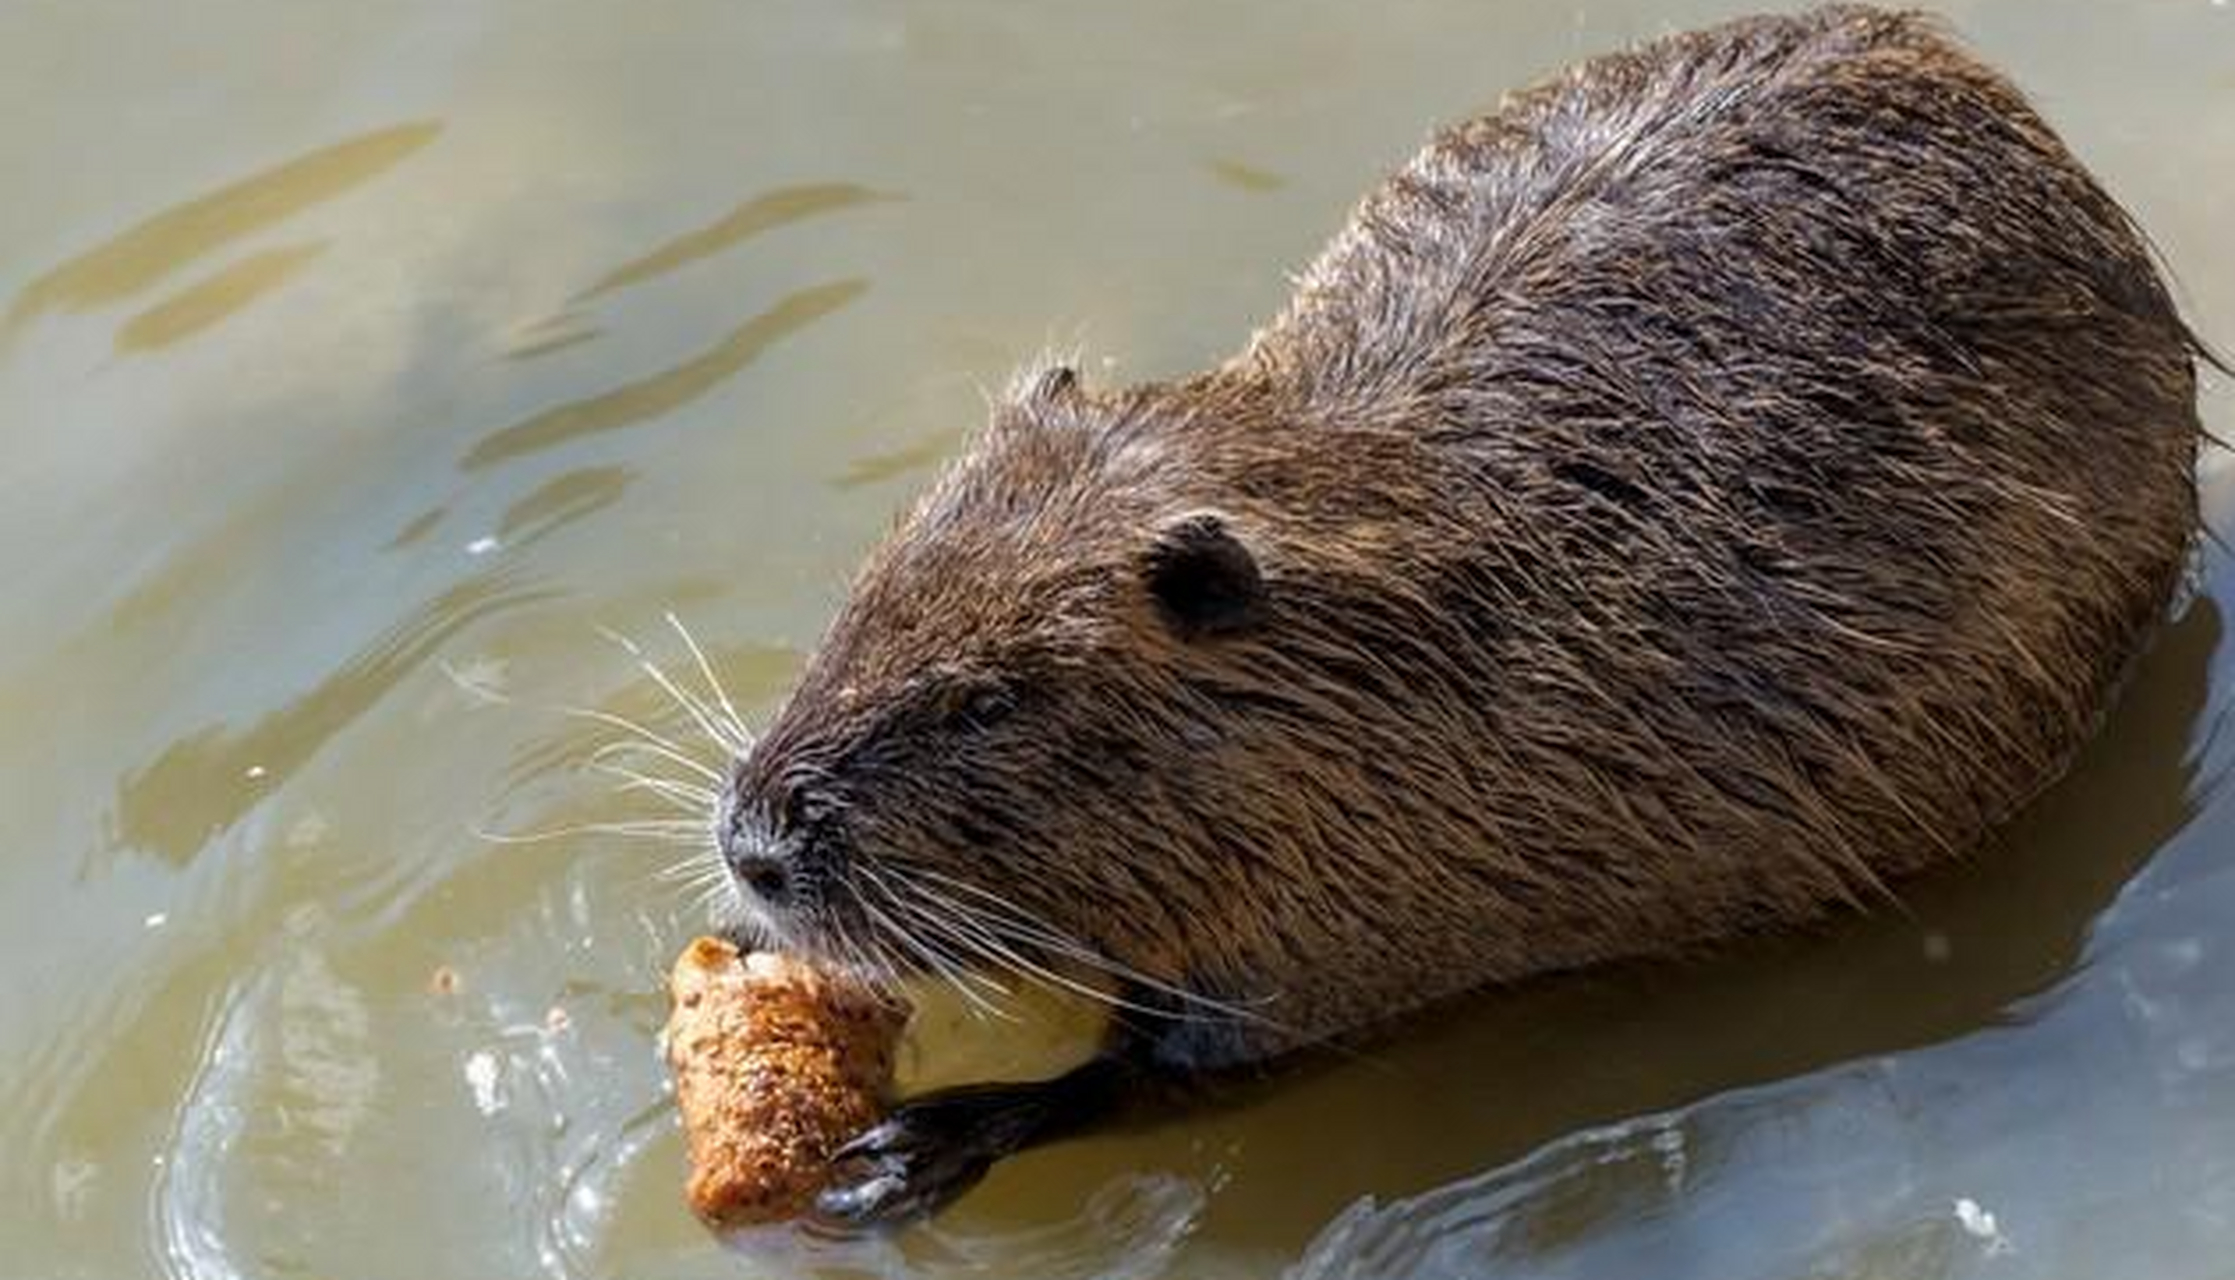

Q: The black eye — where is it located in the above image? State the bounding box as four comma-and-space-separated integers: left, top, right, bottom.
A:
947, 683, 1017, 732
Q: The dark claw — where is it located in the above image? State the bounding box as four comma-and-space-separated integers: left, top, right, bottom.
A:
813, 1086, 1050, 1228
813, 1168, 911, 1224
814, 1058, 1137, 1230
830, 1117, 907, 1165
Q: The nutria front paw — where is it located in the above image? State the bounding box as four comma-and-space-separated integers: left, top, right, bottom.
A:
814, 1056, 1137, 1228
813, 1087, 1029, 1226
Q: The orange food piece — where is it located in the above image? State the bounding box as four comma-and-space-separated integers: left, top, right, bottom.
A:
664, 937, 907, 1225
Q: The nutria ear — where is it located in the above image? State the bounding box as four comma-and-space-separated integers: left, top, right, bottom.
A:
1030, 364, 1079, 401
1144, 512, 1266, 639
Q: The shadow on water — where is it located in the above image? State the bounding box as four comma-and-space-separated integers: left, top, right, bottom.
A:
497, 465, 636, 548
500, 314, 605, 362
2, 121, 439, 335
1205, 158, 1287, 193
460, 279, 868, 470
113, 241, 329, 353
493, 183, 893, 364
108, 570, 557, 867
1032, 591, 2225, 1256
832, 427, 969, 491
568, 182, 899, 305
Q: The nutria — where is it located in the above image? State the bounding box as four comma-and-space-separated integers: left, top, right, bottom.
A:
706, 4, 2207, 1222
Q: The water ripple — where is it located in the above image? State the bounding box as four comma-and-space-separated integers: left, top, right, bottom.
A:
4, 121, 439, 334
460, 280, 869, 470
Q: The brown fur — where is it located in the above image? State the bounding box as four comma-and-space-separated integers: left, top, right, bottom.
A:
720, 6, 2203, 1065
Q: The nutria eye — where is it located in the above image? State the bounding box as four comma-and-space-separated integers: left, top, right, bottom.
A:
957, 685, 1017, 731
926, 680, 1017, 734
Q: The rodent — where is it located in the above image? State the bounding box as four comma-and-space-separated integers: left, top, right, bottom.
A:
705, 4, 2209, 1222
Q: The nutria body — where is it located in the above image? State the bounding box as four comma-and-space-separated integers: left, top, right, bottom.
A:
712, 6, 2205, 1222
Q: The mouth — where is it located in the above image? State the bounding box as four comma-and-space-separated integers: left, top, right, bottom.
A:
709, 879, 780, 950
710, 868, 906, 992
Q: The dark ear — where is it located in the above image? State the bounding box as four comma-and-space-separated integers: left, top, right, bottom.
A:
1144, 511, 1266, 639
1026, 364, 1079, 404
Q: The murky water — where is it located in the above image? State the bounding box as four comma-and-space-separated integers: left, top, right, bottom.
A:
3, 3, 2231, 1278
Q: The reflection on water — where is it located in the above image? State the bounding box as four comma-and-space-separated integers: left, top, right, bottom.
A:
112, 570, 556, 865
1205, 159, 1287, 193
4, 121, 438, 334
1, 2, 2231, 1280
499, 466, 636, 547
462, 279, 869, 469
1279, 596, 2235, 1280
832, 426, 969, 491
571, 183, 899, 304
116, 241, 329, 353
156, 918, 381, 1280
503, 313, 605, 361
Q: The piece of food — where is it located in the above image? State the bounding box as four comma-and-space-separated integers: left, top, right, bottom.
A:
664, 937, 907, 1225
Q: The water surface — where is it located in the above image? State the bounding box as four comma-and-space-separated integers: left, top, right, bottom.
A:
3, 3, 2231, 1278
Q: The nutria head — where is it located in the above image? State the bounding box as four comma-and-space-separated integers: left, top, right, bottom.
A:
712, 363, 1333, 1034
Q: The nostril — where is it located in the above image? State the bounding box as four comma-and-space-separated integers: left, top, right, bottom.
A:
730, 851, 791, 903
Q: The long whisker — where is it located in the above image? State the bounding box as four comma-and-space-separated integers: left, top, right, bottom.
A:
586, 738, 722, 786
665, 875, 731, 906
589, 759, 716, 799
655, 852, 729, 884
665, 611, 756, 752
859, 863, 1148, 1026
441, 657, 724, 783
859, 899, 1015, 1022
681, 880, 734, 917
562, 709, 717, 774
472, 819, 710, 846
888, 879, 1198, 1025
589, 762, 716, 812
862, 862, 1115, 1003
688, 876, 737, 917
834, 899, 920, 1013
852, 869, 1018, 1021
821, 899, 878, 993
865, 931, 912, 999
605, 783, 711, 815
897, 864, 1280, 1025
597, 625, 747, 757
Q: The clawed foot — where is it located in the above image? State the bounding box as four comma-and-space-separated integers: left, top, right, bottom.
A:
814, 1057, 1132, 1229
814, 1084, 1044, 1226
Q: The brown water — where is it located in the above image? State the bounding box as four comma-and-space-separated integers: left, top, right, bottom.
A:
4, 3, 2232, 1278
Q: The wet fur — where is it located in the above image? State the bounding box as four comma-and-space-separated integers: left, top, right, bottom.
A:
728, 6, 2203, 1069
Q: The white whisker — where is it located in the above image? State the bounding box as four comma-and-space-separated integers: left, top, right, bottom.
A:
852, 869, 1018, 1021
896, 863, 1280, 1027
860, 895, 1014, 1021
473, 819, 709, 846
597, 624, 748, 757
586, 738, 722, 786
589, 762, 716, 812
589, 759, 716, 800
655, 854, 728, 885
890, 881, 1186, 1024
665, 611, 756, 752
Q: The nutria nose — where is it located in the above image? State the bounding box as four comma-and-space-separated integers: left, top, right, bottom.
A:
727, 844, 791, 904
717, 789, 793, 904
